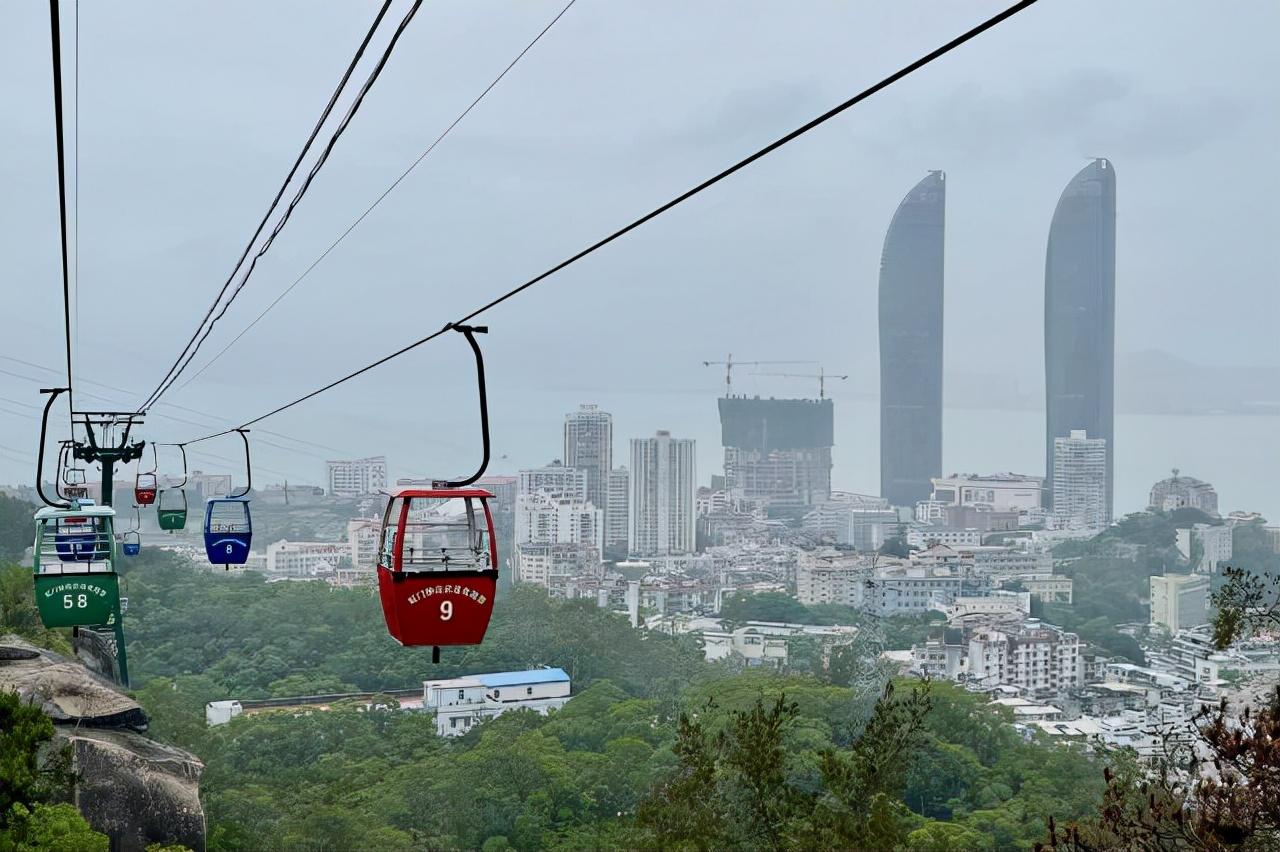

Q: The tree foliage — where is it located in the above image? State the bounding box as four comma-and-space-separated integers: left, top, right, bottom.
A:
0, 691, 106, 849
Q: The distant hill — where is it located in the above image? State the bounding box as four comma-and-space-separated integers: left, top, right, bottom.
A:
942, 350, 1280, 415
1117, 350, 1280, 415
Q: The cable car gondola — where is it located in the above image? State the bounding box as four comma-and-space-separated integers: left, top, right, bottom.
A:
157, 488, 188, 531
156, 443, 189, 531
203, 430, 252, 568
32, 502, 122, 628
122, 529, 141, 557
376, 325, 497, 656
377, 488, 498, 648
134, 471, 158, 505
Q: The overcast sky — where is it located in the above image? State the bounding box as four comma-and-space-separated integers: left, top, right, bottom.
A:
1, 1, 1277, 499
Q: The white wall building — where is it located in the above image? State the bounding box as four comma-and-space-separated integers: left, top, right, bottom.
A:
795, 550, 869, 607
347, 518, 380, 570
930, 473, 1043, 511
906, 527, 984, 548
1051, 431, 1109, 530
1150, 573, 1210, 634
266, 540, 345, 576
863, 564, 966, 615
1175, 524, 1233, 575
424, 668, 571, 737
513, 542, 600, 590
519, 463, 587, 502
629, 431, 696, 556
326, 456, 387, 497
968, 621, 1081, 697
514, 492, 602, 553
801, 493, 895, 550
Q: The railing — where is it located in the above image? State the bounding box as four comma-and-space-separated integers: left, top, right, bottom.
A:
36, 521, 114, 574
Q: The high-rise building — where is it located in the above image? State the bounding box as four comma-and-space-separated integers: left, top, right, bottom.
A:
879, 170, 945, 507
605, 467, 630, 559
564, 405, 613, 515
1045, 158, 1115, 518
629, 431, 696, 556
718, 396, 833, 509
1051, 430, 1108, 530
326, 456, 387, 497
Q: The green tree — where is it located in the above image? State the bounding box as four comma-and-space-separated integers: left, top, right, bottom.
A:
0, 802, 109, 852
718, 592, 813, 625
0, 692, 105, 849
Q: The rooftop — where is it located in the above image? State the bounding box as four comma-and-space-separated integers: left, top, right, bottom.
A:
478, 668, 570, 688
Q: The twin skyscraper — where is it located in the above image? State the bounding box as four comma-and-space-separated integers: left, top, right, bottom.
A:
878, 159, 1117, 517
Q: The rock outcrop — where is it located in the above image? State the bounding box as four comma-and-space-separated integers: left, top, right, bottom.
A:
0, 634, 205, 852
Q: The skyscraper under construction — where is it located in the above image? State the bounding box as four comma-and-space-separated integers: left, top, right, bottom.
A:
718, 395, 834, 511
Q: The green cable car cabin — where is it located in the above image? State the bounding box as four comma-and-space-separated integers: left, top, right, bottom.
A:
156, 488, 188, 531
32, 502, 122, 629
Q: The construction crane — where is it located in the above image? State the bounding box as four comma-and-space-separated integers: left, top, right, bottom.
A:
753, 367, 849, 399
702, 354, 817, 396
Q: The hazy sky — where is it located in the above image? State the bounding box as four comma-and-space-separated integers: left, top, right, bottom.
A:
1, 1, 1277, 502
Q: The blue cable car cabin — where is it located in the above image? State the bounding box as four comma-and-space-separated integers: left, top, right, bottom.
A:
204, 498, 251, 567
32, 502, 122, 628
122, 530, 141, 557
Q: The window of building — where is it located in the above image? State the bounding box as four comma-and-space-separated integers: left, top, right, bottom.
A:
526, 687, 533, 695
458, 689, 466, 700
450, 717, 458, 729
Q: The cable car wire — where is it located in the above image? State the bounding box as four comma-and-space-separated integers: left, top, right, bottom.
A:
170, 0, 578, 396
47, 0, 75, 421
134, 0, 399, 413
74, 0, 80, 374
1, 355, 356, 459
176, 0, 1040, 446
139, 0, 424, 414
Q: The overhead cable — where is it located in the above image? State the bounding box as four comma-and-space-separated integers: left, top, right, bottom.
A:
47, 0, 74, 418
178, 0, 1040, 446
172, 0, 578, 395
134, 0, 399, 412
141, 0, 424, 412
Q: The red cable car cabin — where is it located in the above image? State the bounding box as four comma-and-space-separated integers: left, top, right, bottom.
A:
135, 472, 158, 506
377, 488, 498, 648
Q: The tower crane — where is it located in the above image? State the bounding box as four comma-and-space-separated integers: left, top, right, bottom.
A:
753, 367, 849, 399
702, 354, 817, 396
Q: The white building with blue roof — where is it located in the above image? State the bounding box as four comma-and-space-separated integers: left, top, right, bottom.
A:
423, 667, 571, 737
